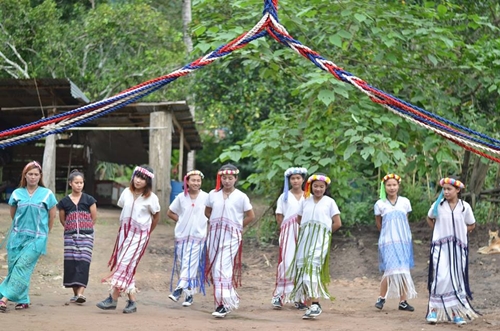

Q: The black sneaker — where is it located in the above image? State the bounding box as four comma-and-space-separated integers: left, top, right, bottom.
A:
375, 297, 385, 310
168, 287, 183, 302
294, 302, 308, 310
398, 301, 414, 312
272, 296, 282, 309
182, 295, 193, 307
123, 300, 137, 314
211, 305, 229, 318
96, 295, 117, 310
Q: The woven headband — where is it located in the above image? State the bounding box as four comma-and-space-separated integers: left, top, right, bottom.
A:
379, 173, 401, 200
304, 174, 331, 198
133, 166, 155, 179
215, 167, 240, 190
283, 167, 307, 201
24, 161, 42, 172
184, 170, 204, 196
439, 177, 465, 189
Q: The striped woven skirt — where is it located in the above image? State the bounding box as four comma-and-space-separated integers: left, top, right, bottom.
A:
63, 233, 94, 288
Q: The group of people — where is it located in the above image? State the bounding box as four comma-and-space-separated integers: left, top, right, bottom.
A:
270, 169, 479, 324
0, 161, 479, 325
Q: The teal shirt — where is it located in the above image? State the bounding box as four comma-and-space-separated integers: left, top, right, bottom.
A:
8, 187, 57, 254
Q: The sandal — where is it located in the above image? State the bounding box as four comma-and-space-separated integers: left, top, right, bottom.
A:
0, 301, 6, 312
15, 303, 29, 310
75, 295, 86, 304
69, 296, 78, 303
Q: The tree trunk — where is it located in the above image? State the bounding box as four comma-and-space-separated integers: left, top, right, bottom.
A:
468, 155, 490, 208
182, 0, 196, 171
460, 150, 471, 183
182, 0, 193, 53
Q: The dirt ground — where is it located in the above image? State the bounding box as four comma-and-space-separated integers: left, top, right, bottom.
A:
0, 202, 499, 331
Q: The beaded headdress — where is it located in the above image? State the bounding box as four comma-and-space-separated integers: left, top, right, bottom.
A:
379, 174, 401, 200
433, 177, 465, 216
183, 170, 204, 196
304, 174, 331, 198
283, 167, 307, 201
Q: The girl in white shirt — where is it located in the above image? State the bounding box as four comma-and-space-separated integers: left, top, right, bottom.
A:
290, 173, 342, 320
272, 167, 307, 309
168, 170, 209, 307
374, 174, 416, 312
205, 164, 255, 318
425, 177, 477, 325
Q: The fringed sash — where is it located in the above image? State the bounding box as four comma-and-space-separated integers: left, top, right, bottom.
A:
205, 217, 242, 309
289, 220, 332, 302
102, 217, 151, 293
170, 236, 207, 294
427, 235, 479, 322
273, 214, 299, 301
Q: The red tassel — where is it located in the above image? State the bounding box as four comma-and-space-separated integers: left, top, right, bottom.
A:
183, 175, 188, 196
304, 181, 310, 198
215, 173, 221, 191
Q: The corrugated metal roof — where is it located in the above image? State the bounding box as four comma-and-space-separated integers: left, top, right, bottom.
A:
0, 78, 89, 108
0, 79, 202, 152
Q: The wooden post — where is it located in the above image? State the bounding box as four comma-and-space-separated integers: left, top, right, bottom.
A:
149, 110, 172, 221
85, 143, 96, 199
42, 107, 57, 193
178, 128, 184, 181
187, 104, 196, 171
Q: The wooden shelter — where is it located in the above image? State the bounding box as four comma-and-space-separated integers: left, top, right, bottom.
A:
0, 79, 202, 219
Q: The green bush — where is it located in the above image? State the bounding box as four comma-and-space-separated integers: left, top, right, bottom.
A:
402, 184, 432, 223
341, 200, 374, 227
257, 214, 279, 245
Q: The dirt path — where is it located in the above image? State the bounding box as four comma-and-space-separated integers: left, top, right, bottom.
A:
0, 204, 499, 330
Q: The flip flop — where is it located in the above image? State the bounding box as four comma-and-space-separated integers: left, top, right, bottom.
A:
69, 296, 78, 303
75, 295, 86, 304
15, 303, 29, 310
0, 301, 6, 312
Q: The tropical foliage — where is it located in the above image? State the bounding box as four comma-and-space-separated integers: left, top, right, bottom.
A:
192, 0, 500, 225
1, 0, 500, 225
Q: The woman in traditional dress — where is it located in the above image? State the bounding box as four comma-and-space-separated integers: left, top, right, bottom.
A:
168, 170, 209, 307
96, 165, 160, 314
272, 167, 308, 310
289, 173, 342, 320
0, 161, 57, 312
57, 169, 97, 304
374, 174, 416, 312
426, 177, 478, 325
205, 164, 255, 318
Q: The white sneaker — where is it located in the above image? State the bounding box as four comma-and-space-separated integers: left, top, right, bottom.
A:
168, 288, 183, 302
302, 304, 322, 319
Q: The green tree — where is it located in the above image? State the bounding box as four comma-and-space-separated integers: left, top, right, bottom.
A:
0, 0, 188, 100
192, 0, 500, 224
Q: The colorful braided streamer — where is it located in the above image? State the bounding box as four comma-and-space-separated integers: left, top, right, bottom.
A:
2, 0, 500, 165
